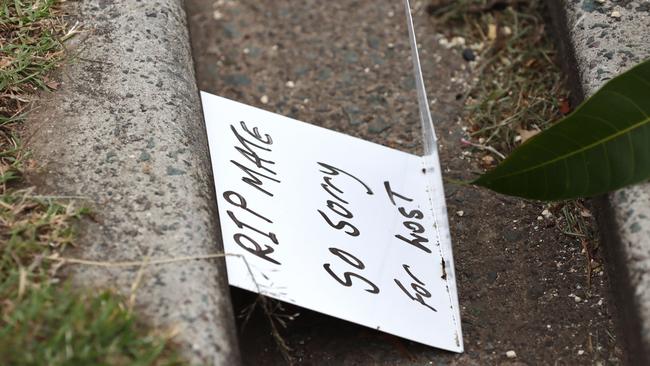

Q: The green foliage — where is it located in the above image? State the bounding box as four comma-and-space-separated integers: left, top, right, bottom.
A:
0, 194, 81, 281
0, 0, 66, 93
474, 58, 650, 200
0, 194, 184, 365
0, 280, 183, 366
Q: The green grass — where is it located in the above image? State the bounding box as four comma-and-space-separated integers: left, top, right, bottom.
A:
1, 279, 183, 365
0, 0, 68, 93
1, 2, 185, 365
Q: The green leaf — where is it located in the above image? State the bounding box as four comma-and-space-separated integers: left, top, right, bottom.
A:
473, 58, 650, 201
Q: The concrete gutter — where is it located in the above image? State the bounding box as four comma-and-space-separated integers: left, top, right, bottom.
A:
25, 1, 240, 364
548, 0, 650, 363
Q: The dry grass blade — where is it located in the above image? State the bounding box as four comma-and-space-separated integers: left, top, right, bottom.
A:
433, 0, 566, 157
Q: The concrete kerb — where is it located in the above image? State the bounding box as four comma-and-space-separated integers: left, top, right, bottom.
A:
25, 1, 241, 364
548, 0, 650, 363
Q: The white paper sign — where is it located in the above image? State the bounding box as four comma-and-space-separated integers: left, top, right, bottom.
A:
201, 91, 463, 352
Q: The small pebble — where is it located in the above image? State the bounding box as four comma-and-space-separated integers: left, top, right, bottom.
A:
488, 24, 497, 40
574, 295, 582, 303
611, 10, 621, 18
286, 80, 295, 88
456, 210, 465, 217
541, 209, 552, 218
578, 350, 585, 356
482, 155, 495, 165
451, 36, 466, 46
439, 36, 465, 49
596, 0, 605, 3
462, 48, 476, 61
506, 350, 517, 358
260, 95, 269, 104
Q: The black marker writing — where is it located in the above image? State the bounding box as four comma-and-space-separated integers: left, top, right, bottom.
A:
318, 162, 374, 195
394, 264, 437, 312
384, 181, 431, 254
323, 247, 379, 294
316, 162, 372, 237
223, 189, 280, 266
230, 121, 279, 197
